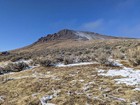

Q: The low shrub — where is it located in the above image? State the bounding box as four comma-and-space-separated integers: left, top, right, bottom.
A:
96, 52, 115, 66
112, 50, 125, 59
127, 46, 140, 66
97, 53, 110, 65
11, 56, 23, 62
38, 59, 53, 67
76, 55, 90, 62
4, 62, 29, 72
0, 67, 5, 75
54, 56, 64, 63
64, 57, 74, 65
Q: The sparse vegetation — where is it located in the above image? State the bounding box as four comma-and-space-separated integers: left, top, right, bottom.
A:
0, 65, 139, 105
38, 59, 53, 67
0, 39, 140, 105
127, 46, 140, 66
0, 40, 140, 67
63, 57, 74, 65
0, 62, 29, 74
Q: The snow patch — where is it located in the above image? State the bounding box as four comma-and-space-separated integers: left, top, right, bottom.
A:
130, 101, 139, 105
98, 60, 140, 90
40, 89, 60, 105
99, 67, 140, 90
32, 93, 40, 97
75, 32, 93, 40
46, 103, 55, 105
108, 59, 123, 67
98, 69, 105, 73
79, 79, 84, 82
133, 88, 140, 91
0, 96, 5, 102
55, 62, 94, 67
14, 59, 32, 64
40, 95, 53, 105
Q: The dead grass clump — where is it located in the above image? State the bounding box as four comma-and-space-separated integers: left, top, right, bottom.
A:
4, 62, 29, 72
96, 52, 113, 66
0, 75, 10, 83
127, 46, 140, 66
53, 56, 64, 63
63, 57, 74, 65
10, 56, 23, 62
76, 55, 90, 62
38, 59, 53, 67
0, 67, 5, 75
112, 50, 125, 60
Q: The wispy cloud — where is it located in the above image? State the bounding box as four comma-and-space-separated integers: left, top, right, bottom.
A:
79, 18, 140, 38
80, 19, 104, 31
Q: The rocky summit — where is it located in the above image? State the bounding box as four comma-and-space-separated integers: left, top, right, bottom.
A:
35, 29, 128, 43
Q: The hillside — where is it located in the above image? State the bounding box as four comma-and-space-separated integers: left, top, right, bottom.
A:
0, 30, 140, 105
8, 29, 135, 54
34, 29, 130, 44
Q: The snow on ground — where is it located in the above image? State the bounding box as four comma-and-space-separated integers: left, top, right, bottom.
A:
13, 59, 32, 64
46, 103, 55, 105
40, 89, 60, 105
0, 59, 32, 68
98, 60, 140, 91
109, 59, 123, 67
0, 65, 38, 78
0, 96, 5, 102
134, 88, 140, 91
131, 101, 139, 105
40, 95, 53, 105
32, 93, 40, 97
75, 32, 93, 40
55, 62, 94, 67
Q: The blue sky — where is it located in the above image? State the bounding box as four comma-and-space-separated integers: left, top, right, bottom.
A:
0, 0, 140, 51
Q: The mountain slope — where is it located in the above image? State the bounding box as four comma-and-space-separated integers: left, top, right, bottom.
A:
35, 29, 126, 44
10, 29, 136, 53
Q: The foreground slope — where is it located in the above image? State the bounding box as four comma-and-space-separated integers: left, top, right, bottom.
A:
0, 62, 140, 105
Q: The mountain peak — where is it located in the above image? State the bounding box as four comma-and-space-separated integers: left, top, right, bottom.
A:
58, 29, 73, 32
35, 29, 127, 44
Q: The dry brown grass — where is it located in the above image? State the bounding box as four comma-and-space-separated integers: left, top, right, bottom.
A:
0, 64, 139, 105
127, 46, 140, 66
1, 39, 140, 65
0, 39, 140, 104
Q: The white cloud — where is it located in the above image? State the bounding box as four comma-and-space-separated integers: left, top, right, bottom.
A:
80, 19, 104, 31
79, 19, 140, 38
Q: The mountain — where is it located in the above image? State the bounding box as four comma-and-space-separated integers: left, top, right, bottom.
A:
10, 29, 135, 53
35, 29, 126, 44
